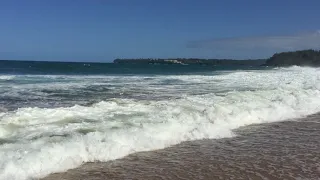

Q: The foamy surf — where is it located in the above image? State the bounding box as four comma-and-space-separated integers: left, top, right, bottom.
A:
1, 66, 320, 179
0, 75, 15, 80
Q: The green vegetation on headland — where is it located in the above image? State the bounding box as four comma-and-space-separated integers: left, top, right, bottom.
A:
114, 58, 266, 66
114, 50, 320, 67
264, 49, 320, 66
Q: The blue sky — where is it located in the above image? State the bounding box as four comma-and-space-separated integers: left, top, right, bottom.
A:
0, 0, 320, 62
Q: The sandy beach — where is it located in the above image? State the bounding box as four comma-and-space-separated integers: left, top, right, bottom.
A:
43, 114, 320, 180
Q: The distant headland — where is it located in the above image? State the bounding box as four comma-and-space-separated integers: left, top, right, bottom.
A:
264, 49, 320, 66
114, 49, 320, 67
1, 50, 320, 67
114, 58, 266, 66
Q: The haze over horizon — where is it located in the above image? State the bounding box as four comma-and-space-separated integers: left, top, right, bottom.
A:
0, 0, 320, 62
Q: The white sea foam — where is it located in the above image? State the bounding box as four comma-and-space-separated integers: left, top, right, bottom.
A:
0, 75, 16, 80
1, 66, 320, 179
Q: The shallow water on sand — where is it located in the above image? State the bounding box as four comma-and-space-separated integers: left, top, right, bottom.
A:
43, 114, 320, 180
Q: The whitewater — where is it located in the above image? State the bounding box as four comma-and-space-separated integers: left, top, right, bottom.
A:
1, 66, 320, 179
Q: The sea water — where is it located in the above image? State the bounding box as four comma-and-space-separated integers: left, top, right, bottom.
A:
1, 62, 320, 179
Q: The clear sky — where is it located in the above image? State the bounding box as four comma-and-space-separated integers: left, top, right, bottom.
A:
0, 0, 320, 62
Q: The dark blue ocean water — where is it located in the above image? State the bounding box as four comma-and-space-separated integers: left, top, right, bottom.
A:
0, 60, 268, 110
0, 60, 267, 75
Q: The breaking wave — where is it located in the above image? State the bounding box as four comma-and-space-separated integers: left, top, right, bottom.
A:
1, 66, 320, 179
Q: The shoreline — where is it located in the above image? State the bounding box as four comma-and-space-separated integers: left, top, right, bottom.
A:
42, 114, 320, 180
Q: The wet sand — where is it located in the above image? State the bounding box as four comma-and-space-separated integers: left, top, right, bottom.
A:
43, 115, 320, 180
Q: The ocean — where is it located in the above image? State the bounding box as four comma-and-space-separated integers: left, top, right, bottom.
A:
0, 61, 319, 179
